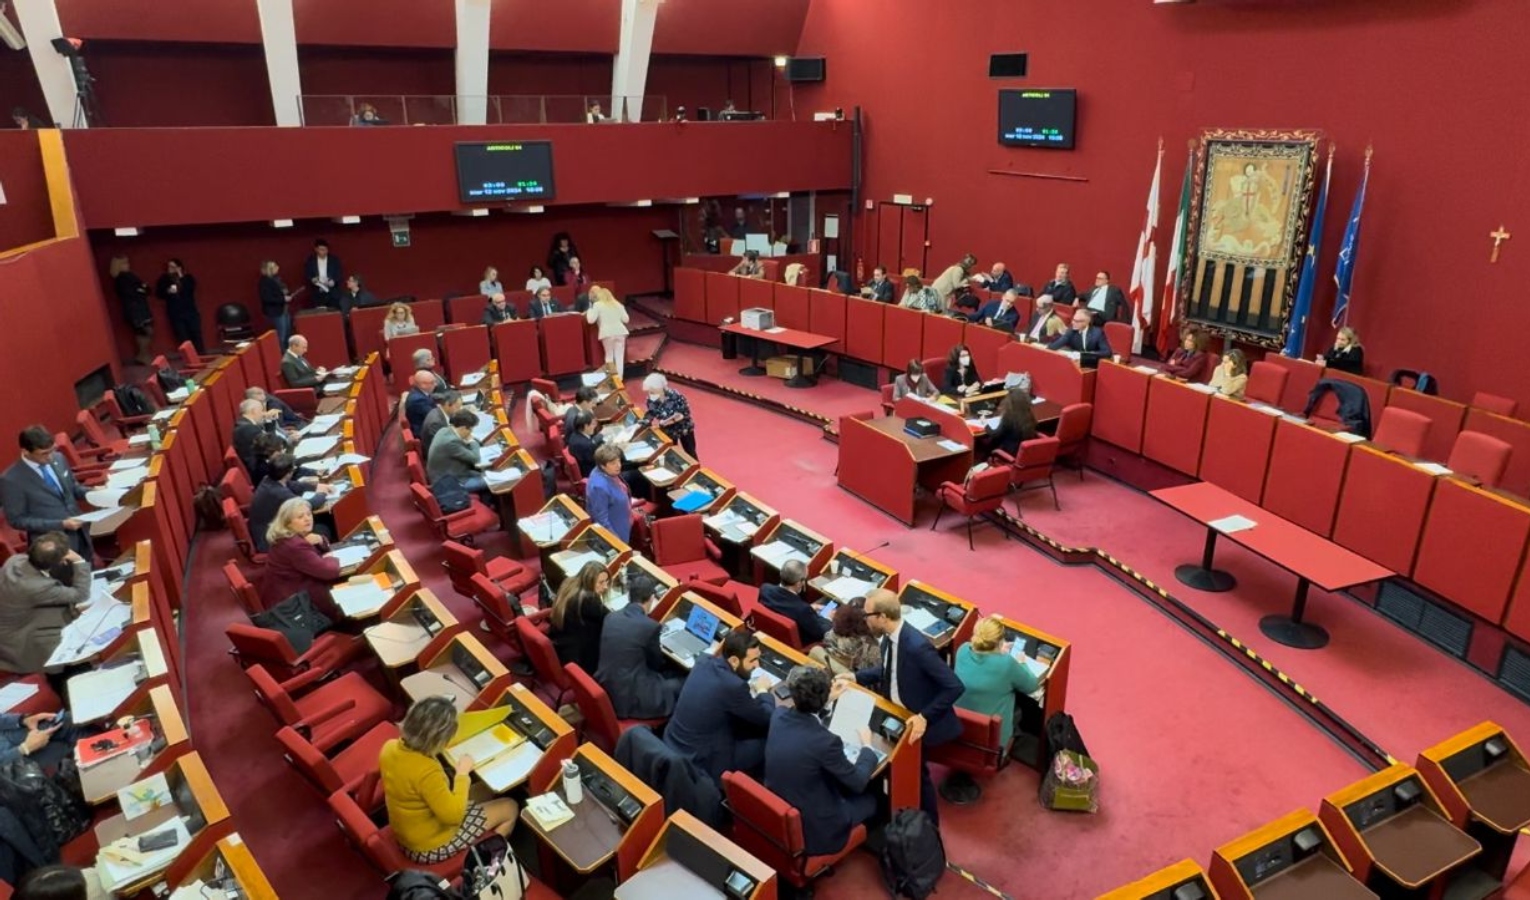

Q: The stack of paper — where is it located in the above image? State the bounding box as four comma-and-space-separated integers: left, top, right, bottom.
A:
293, 436, 339, 461
484, 468, 523, 488
623, 443, 654, 462
645, 467, 678, 485
47, 596, 133, 667
753, 541, 804, 567
302, 414, 344, 436
166, 387, 191, 403
331, 365, 360, 378
476, 444, 502, 465
128, 433, 152, 446
581, 371, 608, 387
323, 382, 349, 395
518, 514, 565, 545
0, 681, 39, 713
106, 468, 149, 490
935, 439, 966, 452
900, 605, 941, 634
460, 392, 481, 407
97, 817, 191, 892
461, 372, 487, 387
1246, 402, 1285, 417
325, 544, 373, 570
821, 576, 875, 601
526, 793, 576, 831
68, 662, 145, 724
332, 576, 392, 617
557, 551, 605, 576
703, 510, 743, 532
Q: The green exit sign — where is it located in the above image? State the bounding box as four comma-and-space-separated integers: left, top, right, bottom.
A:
391, 231, 411, 248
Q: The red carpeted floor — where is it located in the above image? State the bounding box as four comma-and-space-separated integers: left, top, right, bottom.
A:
179, 346, 1529, 899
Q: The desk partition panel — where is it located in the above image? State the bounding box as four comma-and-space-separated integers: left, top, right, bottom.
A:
881, 306, 925, 370
1331, 446, 1437, 577
1090, 363, 1151, 454
737, 278, 775, 316
1262, 420, 1352, 538
921, 314, 966, 366
1387, 389, 1466, 464
673, 268, 705, 322
772, 282, 811, 331
1199, 398, 1278, 504
806, 288, 847, 353
1140, 378, 1211, 478
844, 297, 885, 364
1413, 479, 1530, 625
704, 272, 741, 325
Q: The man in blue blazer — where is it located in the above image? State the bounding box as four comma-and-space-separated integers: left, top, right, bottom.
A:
969, 289, 1022, 333
759, 560, 828, 646
1, 427, 92, 558
845, 589, 964, 825
595, 576, 683, 720
664, 628, 776, 783
528, 287, 563, 319
1048, 308, 1115, 357
764, 666, 879, 856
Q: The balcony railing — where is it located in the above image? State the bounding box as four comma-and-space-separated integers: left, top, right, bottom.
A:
298, 94, 671, 127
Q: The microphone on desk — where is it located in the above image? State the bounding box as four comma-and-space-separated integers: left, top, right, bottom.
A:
859, 540, 892, 558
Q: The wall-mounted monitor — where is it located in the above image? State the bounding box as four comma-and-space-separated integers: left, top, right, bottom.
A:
455, 141, 556, 204
998, 89, 1076, 149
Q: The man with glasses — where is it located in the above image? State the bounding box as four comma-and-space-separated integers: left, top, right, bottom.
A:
1049, 308, 1115, 358
1082, 269, 1129, 323
837, 589, 963, 826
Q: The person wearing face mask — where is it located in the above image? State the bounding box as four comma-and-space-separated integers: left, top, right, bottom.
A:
0, 532, 93, 675
640, 373, 698, 459
943, 344, 983, 397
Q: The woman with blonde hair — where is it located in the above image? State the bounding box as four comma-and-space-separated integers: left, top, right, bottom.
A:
548, 562, 610, 674
585, 285, 630, 375
953, 615, 1042, 750
383, 302, 420, 341
1210, 348, 1249, 400
257, 498, 342, 617
479, 266, 503, 297
110, 255, 154, 364
379, 696, 518, 864
1318, 326, 1364, 375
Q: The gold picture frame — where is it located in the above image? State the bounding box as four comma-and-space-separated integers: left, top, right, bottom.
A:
1182, 129, 1320, 347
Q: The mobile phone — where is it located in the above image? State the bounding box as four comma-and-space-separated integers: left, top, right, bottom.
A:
137, 830, 180, 852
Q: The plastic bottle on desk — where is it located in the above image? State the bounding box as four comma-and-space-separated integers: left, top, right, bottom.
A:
146, 423, 161, 451
562, 759, 583, 804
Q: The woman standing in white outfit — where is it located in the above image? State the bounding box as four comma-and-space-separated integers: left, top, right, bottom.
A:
585, 286, 630, 375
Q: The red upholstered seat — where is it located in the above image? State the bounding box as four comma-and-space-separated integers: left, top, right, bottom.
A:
1472, 392, 1518, 418
927, 707, 1009, 799
274, 387, 317, 419
994, 435, 1061, 515
880, 383, 896, 416
222, 561, 263, 615
1201, 351, 1220, 385
749, 603, 805, 650
226, 622, 366, 683
244, 664, 393, 751
565, 663, 666, 754
1103, 321, 1132, 362
651, 514, 729, 585
440, 540, 537, 600
722, 771, 868, 888
177, 340, 222, 372
1371, 407, 1432, 457
51, 433, 110, 483
223, 498, 267, 565
408, 483, 498, 543
219, 466, 254, 514
468, 572, 549, 666
515, 617, 573, 708
1502, 860, 1530, 899
1054, 402, 1092, 475
276, 721, 397, 808
932, 466, 1012, 550
682, 579, 746, 618
328, 787, 466, 879
1245, 361, 1290, 407
558, 448, 586, 500
1448, 431, 1513, 488
98, 392, 154, 435
76, 408, 131, 457
404, 451, 427, 486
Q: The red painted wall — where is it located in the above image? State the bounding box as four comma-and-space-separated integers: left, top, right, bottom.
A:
88, 42, 273, 127
0, 132, 55, 252
88, 206, 676, 361
61, 122, 855, 228
0, 46, 48, 128
1, 236, 121, 441
796, 0, 1530, 406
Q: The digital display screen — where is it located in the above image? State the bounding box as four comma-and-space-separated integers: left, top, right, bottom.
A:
455, 141, 556, 203
998, 89, 1076, 149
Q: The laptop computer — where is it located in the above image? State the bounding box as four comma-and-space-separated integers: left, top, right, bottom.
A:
661, 605, 721, 664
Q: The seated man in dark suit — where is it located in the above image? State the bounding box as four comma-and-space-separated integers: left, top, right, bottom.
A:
664, 628, 776, 784
403, 370, 439, 438
232, 398, 283, 476
566, 410, 603, 479
481, 292, 517, 326
843, 589, 964, 826
970, 289, 1022, 333
418, 390, 462, 458
248, 453, 332, 553
595, 576, 684, 720
1048, 308, 1115, 358
1039, 262, 1078, 307
335, 274, 376, 316
528, 287, 562, 319
245, 386, 307, 430
2, 428, 91, 559
968, 261, 1014, 294
860, 266, 897, 303
1081, 270, 1129, 323
279, 335, 328, 391
764, 666, 880, 857
759, 560, 828, 646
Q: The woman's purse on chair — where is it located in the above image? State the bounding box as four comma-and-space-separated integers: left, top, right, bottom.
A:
461, 834, 527, 900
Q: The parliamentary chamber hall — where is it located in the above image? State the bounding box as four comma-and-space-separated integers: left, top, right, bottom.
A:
0, 0, 1527, 898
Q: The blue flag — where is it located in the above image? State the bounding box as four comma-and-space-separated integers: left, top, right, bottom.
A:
1332, 152, 1371, 327
1284, 150, 1332, 358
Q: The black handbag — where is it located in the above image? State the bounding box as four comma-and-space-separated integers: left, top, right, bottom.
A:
251, 590, 334, 654
0, 756, 91, 855
431, 476, 471, 514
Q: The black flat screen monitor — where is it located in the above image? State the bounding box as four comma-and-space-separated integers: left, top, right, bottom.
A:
998, 89, 1076, 149
455, 141, 556, 203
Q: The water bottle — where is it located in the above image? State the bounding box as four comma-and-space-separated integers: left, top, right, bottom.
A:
146, 423, 161, 452
561, 759, 583, 804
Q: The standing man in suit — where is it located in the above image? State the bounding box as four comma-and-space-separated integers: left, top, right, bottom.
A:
861, 266, 897, 303
764, 666, 880, 857
759, 560, 828, 646
304, 239, 344, 310
280, 336, 328, 391
258, 260, 293, 349
0, 532, 93, 676
1, 428, 91, 559
664, 628, 776, 784
842, 589, 964, 826
1081, 270, 1129, 323
528, 287, 562, 319
971, 290, 1022, 333
1048, 309, 1116, 357
1023, 295, 1067, 344
1040, 263, 1078, 307
595, 576, 684, 720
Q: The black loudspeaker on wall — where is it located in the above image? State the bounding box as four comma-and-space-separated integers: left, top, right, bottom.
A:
989, 53, 1028, 78
785, 57, 826, 83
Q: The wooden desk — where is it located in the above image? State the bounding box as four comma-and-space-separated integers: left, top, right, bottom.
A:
1096, 859, 1219, 900
522, 744, 663, 879
484, 447, 544, 555
897, 580, 978, 652
363, 589, 460, 668
1249, 855, 1377, 900
456, 682, 577, 795
331, 550, 419, 621
400, 633, 509, 711
750, 519, 832, 584
617, 810, 777, 900
80, 684, 190, 804
641, 446, 699, 495
669, 468, 736, 515
1360, 804, 1479, 888
655, 595, 744, 672
167, 834, 278, 900
837, 412, 973, 526
1418, 722, 1530, 882
1152, 482, 1392, 649
807, 549, 898, 606
93, 752, 233, 897
1210, 809, 1374, 900
993, 614, 1072, 770
721, 322, 837, 388
326, 515, 394, 576
607, 554, 679, 612
519, 494, 589, 550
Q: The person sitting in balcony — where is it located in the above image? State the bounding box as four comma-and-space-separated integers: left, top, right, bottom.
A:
586, 101, 608, 124
351, 103, 387, 126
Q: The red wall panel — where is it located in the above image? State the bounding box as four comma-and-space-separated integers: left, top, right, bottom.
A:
1140, 378, 1210, 478
1090, 362, 1150, 455
60, 0, 261, 43
0, 133, 54, 252
1262, 421, 1351, 539
795, 0, 1530, 409
1331, 446, 1436, 577
63, 123, 853, 228
1414, 480, 1530, 625
843, 297, 883, 364
85, 42, 273, 127
1198, 398, 1276, 505
652, 0, 808, 57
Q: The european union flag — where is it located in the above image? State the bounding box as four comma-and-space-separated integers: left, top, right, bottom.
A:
1284, 149, 1332, 358
1332, 151, 1372, 327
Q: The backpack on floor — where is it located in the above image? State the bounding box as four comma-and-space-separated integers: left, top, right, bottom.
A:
460, 833, 528, 900
113, 384, 155, 417
194, 484, 226, 531
879, 808, 946, 899
386, 872, 460, 900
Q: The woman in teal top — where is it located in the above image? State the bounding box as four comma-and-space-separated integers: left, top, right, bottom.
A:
954, 616, 1043, 749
